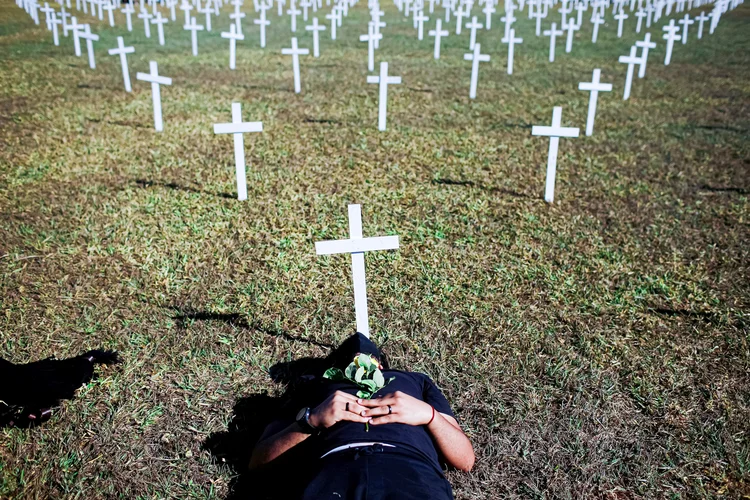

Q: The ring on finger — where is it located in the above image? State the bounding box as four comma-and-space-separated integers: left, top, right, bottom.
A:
388, 405, 392, 415
346, 402, 349, 412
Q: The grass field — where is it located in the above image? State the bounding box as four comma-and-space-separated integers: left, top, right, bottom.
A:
1, 0, 749, 497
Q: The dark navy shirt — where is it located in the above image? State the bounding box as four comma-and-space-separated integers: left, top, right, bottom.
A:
286, 370, 455, 471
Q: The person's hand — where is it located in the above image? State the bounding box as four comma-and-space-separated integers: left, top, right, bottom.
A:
308, 391, 372, 429
357, 391, 433, 426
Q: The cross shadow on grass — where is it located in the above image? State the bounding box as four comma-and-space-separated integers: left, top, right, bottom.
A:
134, 179, 236, 200
202, 356, 329, 500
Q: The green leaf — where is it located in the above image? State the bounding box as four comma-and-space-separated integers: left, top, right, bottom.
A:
356, 390, 370, 399
355, 366, 365, 383
372, 369, 385, 387
358, 353, 373, 371
360, 379, 377, 392
345, 363, 357, 380
323, 368, 344, 381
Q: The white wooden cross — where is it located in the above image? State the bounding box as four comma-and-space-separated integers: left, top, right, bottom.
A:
108, 36, 135, 92
619, 45, 639, 100
282, 37, 309, 93
179, 0, 193, 24
635, 8, 646, 32
662, 20, 680, 65
678, 14, 694, 44
359, 23, 381, 72
455, 5, 467, 34
230, 9, 246, 34
531, 107, 579, 204
167, 0, 177, 21
70, 16, 83, 56
578, 68, 612, 136
367, 61, 401, 131
695, 11, 708, 39
198, 2, 213, 31
301, 0, 310, 20
40, 2, 54, 30
152, 11, 168, 45
315, 204, 400, 338
500, 11, 515, 39
563, 21, 578, 53
60, 7, 70, 36
415, 10, 429, 40
614, 9, 627, 37
213, 102, 263, 201
533, 9, 544, 36
184, 17, 204, 56
287, 0, 301, 31
221, 24, 244, 69
325, 9, 340, 39
138, 9, 153, 37
543, 22, 562, 62
102, 1, 115, 26
464, 43, 489, 99
78, 25, 99, 69
306, 17, 326, 57
482, 1, 495, 29
254, 7, 270, 47
121, 3, 134, 31
429, 18, 449, 59
591, 14, 604, 42
466, 16, 482, 49
503, 28, 522, 75
136, 61, 172, 132
635, 32, 655, 78
50, 12, 61, 45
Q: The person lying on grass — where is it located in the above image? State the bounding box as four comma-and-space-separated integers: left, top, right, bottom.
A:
249, 332, 474, 499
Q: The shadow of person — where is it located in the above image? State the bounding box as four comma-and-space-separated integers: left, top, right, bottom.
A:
203, 357, 330, 500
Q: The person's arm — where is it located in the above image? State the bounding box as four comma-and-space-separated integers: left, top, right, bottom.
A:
249, 390, 371, 470
358, 392, 475, 472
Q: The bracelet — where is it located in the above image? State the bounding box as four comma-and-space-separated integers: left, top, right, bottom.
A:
427, 406, 435, 426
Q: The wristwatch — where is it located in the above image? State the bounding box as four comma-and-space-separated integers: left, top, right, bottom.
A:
295, 407, 319, 434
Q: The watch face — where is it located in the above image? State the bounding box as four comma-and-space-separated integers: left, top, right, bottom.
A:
296, 407, 308, 422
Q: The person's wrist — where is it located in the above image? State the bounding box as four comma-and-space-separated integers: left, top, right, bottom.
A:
425, 405, 436, 427
307, 407, 322, 429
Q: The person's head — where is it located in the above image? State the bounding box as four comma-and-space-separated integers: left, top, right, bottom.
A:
325, 332, 390, 371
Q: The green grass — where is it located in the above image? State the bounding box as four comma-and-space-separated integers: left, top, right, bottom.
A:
1, 0, 749, 498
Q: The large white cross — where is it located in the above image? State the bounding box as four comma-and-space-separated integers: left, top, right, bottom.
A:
662, 20, 680, 65
78, 25, 99, 69
136, 61, 172, 132
69, 16, 83, 56
184, 16, 204, 56
591, 14, 604, 43
49, 12, 61, 45
695, 11, 708, 38
325, 9, 340, 39
107, 36, 135, 92
543, 22, 562, 62
464, 43, 489, 99
635, 32, 655, 78
503, 28, 522, 75
213, 102, 263, 201
315, 204, 400, 338
531, 106, 579, 203
138, 9, 153, 37
366, 61, 401, 131
287, 0, 301, 31
465, 15, 482, 49
152, 11, 168, 45
254, 8, 270, 47
359, 23, 381, 72
415, 10, 429, 40
614, 9, 628, 37
305, 17, 326, 57
564, 20, 578, 53
221, 24, 244, 69
678, 14, 694, 43
282, 37, 309, 93
619, 45, 640, 100
578, 68, 612, 136
429, 18, 449, 59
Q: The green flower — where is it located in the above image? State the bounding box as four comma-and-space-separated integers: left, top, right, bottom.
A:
323, 353, 395, 431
